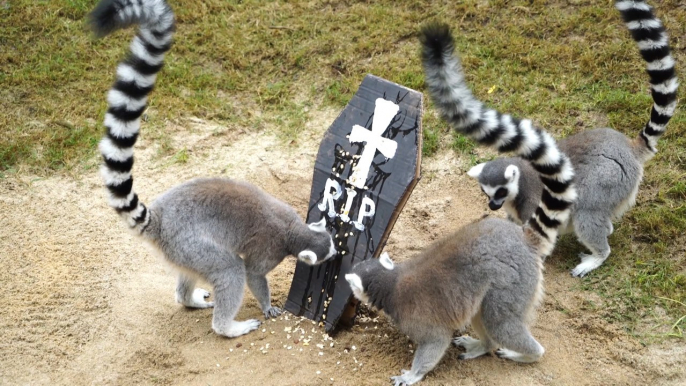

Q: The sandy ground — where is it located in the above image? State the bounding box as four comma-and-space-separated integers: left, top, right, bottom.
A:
1, 110, 684, 386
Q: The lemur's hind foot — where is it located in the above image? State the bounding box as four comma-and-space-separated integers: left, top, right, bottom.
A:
496, 347, 543, 363
175, 274, 214, 308
177, 288, 214, 309
391, 369, 424, 386
453, 336, 492, 360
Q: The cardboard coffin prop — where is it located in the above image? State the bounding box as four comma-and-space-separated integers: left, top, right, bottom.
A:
285, 75, 423, 331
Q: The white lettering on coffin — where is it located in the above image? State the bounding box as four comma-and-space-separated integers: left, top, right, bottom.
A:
340, 188, 357, 223
317, 98, 399, 232
353, 196, 375, 231
318, 178, 342, 218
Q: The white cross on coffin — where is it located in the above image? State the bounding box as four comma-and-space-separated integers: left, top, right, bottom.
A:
348, 98, 399, 189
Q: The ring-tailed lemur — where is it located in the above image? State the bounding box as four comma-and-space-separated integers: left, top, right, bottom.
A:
90, 0, 336, 338
344, 23, 578, 386
466, 0, 678, 277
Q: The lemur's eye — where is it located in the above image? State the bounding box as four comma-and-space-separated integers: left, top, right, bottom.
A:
495, 188, 508, 199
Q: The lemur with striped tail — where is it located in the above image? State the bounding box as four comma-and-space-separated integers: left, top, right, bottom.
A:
344, 24, 578, 385
90, 0, 336, 338
466, 0, 678, 277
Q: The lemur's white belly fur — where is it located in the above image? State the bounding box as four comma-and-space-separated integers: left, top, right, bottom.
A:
613, 170, 643, 222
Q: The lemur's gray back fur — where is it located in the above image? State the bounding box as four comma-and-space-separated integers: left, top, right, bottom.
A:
148, 179, 335, 271
90, 0, 336, 339
347, 219, 545, 385
343, 21, 578, 385
367, 219, 542, 331
561, 129, 643, 224
466, 0, 677, 277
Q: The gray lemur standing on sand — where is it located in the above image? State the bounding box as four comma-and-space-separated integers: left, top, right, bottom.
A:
89, 0, 336, 338
345, 23, 578, 385
466, 0, 678, 277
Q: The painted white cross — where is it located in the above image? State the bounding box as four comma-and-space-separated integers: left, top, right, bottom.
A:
348, 98, 399, 189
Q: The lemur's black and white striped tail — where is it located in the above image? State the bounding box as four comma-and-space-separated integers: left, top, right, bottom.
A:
89, 0, 174, 233
616, 0, 678, 154
419, 24, 577, 258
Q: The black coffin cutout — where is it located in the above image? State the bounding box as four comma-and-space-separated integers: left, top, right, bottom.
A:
285, 74, 422, 332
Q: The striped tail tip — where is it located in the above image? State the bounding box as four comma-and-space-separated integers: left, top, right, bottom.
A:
88, 0, 175, 38
615, 0, 678, 153
419, 23, 455, 65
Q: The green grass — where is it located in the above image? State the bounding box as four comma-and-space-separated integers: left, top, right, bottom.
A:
450, 132, 480, 166
1, 0, 685, 338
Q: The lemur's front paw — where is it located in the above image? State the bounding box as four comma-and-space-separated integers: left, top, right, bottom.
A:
264, 306, 282, 319
571, 253, 605, 278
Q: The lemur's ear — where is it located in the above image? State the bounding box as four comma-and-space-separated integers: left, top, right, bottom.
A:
308, 217, 327, 232
467, 163, 486, 178
345, 273, 364, 292
379, 252, 395, 270
504, 164, 519, 181
297, 250, 317, 265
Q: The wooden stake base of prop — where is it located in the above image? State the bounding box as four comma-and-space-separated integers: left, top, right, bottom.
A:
285, 74, 422, 332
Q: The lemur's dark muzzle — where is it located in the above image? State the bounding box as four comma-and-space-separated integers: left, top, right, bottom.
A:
488, 200, 503, 210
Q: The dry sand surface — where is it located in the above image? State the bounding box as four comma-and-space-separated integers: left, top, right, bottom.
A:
1, 110, 684, 385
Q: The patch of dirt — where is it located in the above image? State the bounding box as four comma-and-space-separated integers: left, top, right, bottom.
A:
1, 111, 684, 385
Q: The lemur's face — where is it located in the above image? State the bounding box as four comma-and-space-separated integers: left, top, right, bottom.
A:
468, 162, 520, 211
297, 218, 337, 265
481, 185, 511, 210
345, 252, 394, 304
